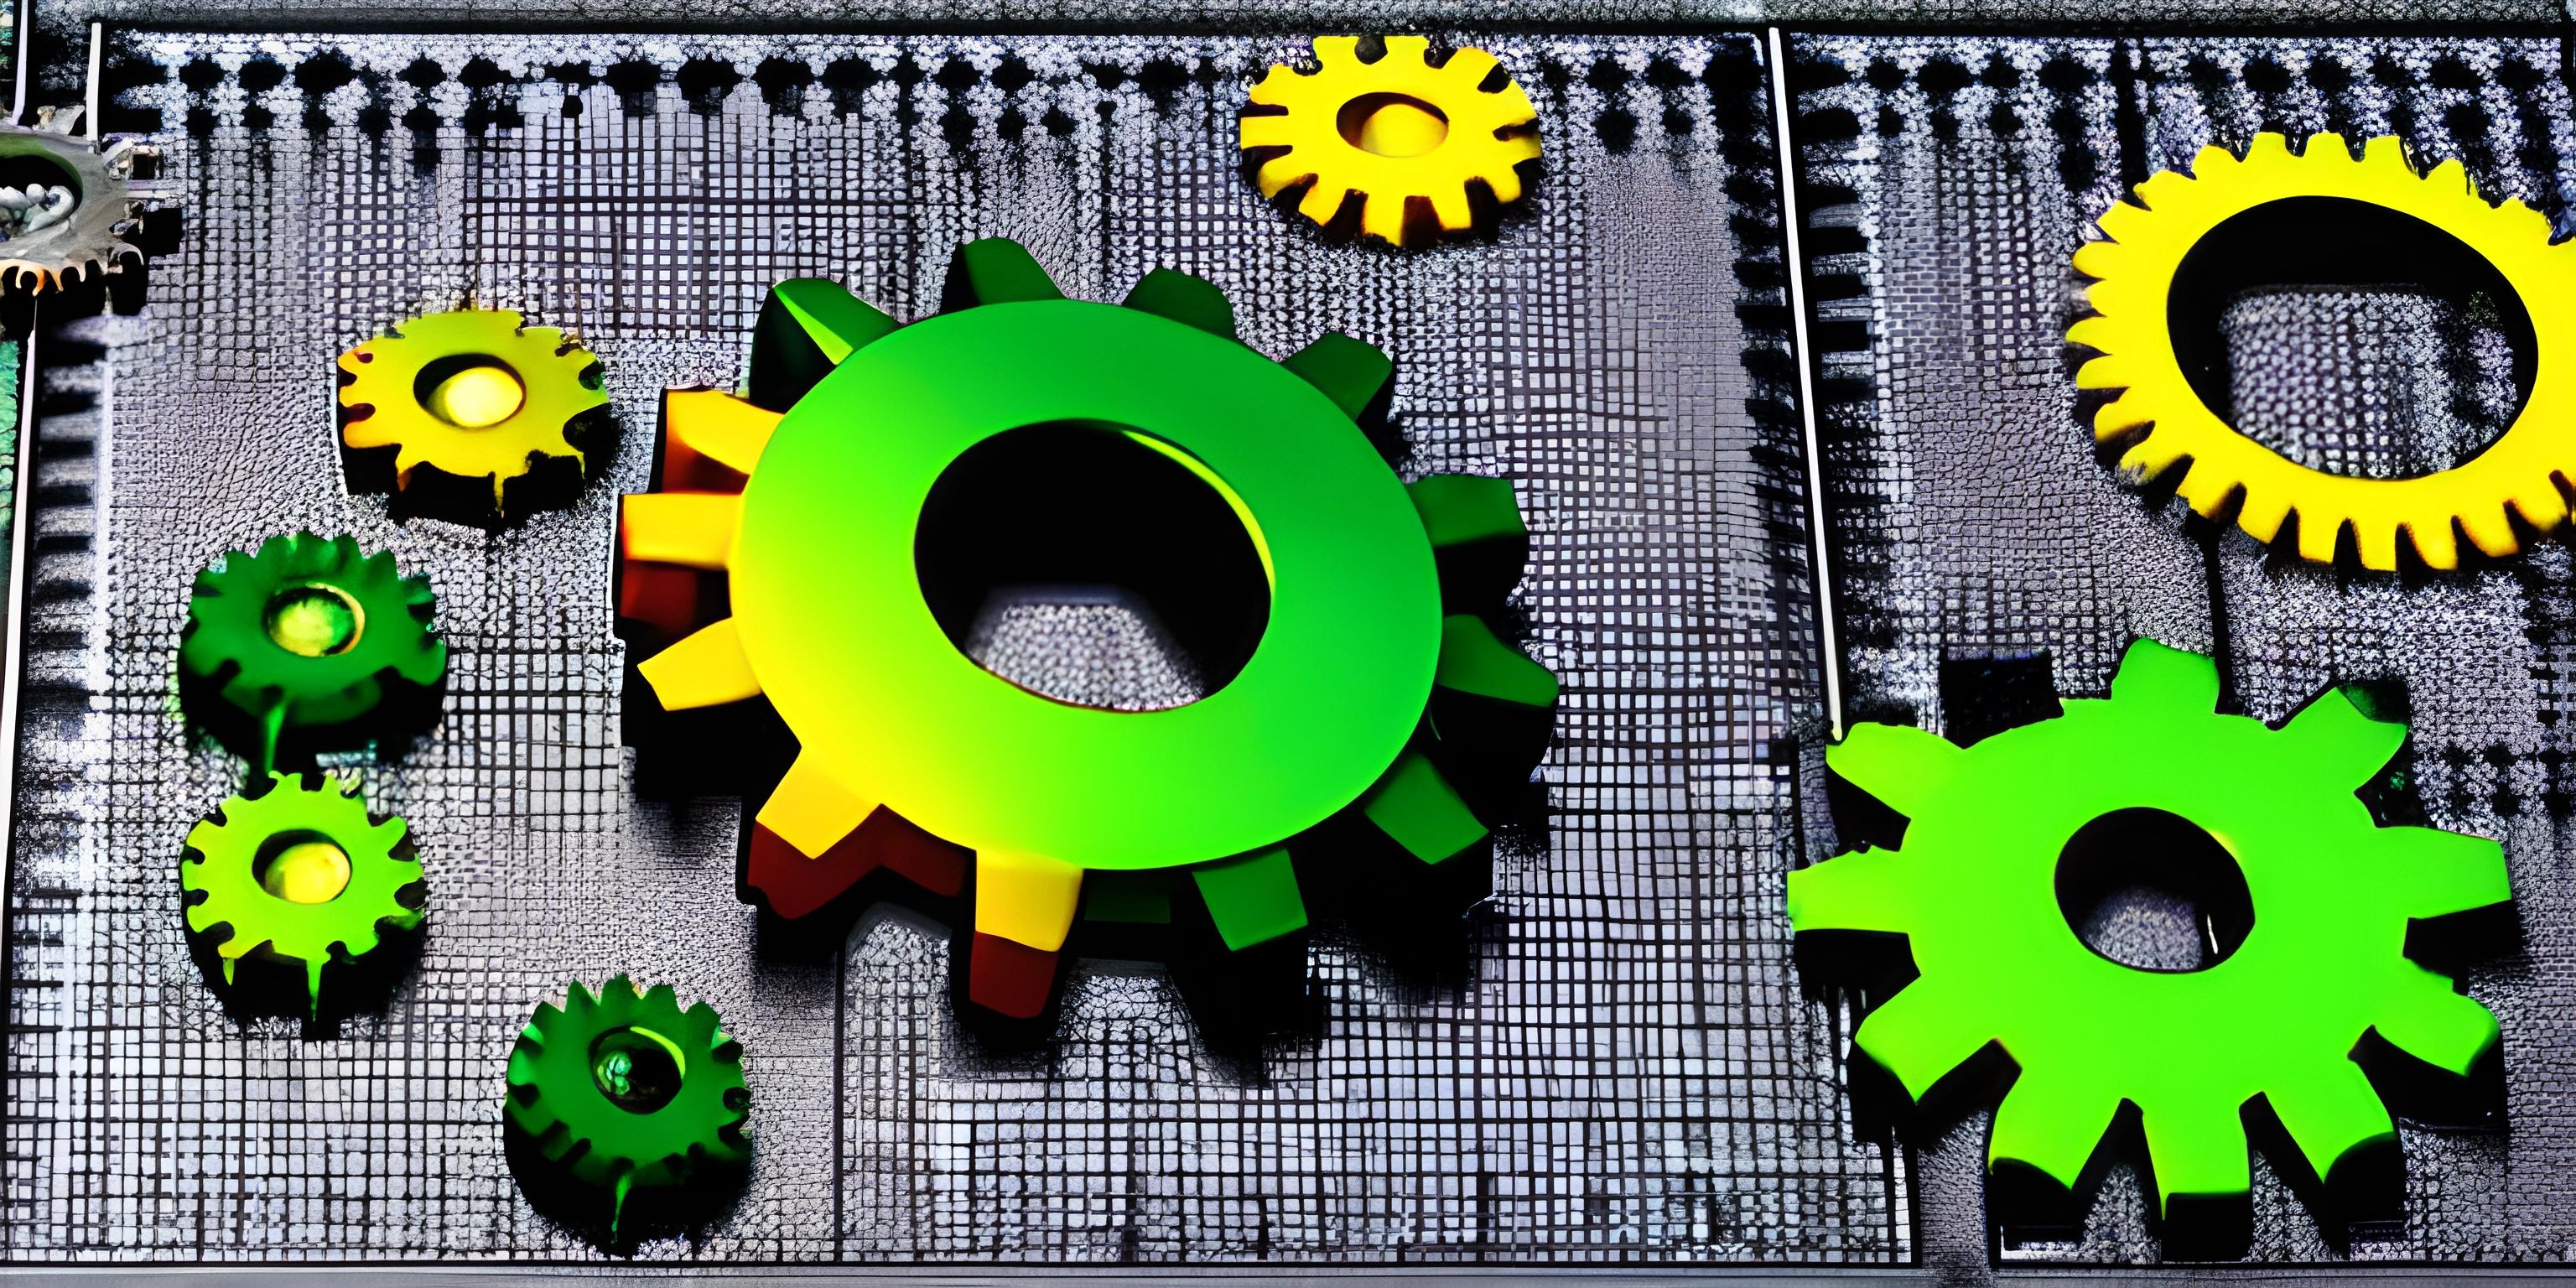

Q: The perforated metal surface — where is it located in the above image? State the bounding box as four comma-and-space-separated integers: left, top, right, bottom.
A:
0, 31, 1894, 1265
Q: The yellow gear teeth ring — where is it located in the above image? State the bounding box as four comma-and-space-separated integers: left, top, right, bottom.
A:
1240, 36, 1540, 247
337, 308, 609, 522
2070, 132, 2571, 571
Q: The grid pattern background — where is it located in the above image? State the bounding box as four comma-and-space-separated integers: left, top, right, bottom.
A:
1795, 31, 2576, 1269
0, 32, 1901, 1264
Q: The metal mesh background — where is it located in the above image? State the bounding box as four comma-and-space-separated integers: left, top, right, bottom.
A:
1794, 31, 2576, 1270
0, 31, 1902, 1265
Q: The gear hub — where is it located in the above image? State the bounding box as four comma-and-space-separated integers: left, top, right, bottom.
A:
178, 532, 449, 772
179, 771, 425, 1017
338, 308, 608, 522
615, 238, 1555, 1018
2072, 132, 2568, 570
1790, 640, 2511, 1220
503, 976, 750, 1237
1240, 36, 1540, 247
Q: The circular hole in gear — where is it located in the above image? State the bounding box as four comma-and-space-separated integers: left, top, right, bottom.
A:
2167, 195, 2537, 479
589, 1025, 688, 1114
262, 584, 364, 657
252, 831, 353, 906
1337, 91, 1450, 158
0, 151, 80, 221
411, 353, 527, 429
2054, 808, 2254, 973
913, 422, 1272, 710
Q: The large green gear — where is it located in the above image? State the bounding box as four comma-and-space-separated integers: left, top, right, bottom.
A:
1789, 639, 2511, 1218
503, 976, 751, 1236
613, 237, 1556, 1019
178, 532, 449, 772
179, 771, 424, 1018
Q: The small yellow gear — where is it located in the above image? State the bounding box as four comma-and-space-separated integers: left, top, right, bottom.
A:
337, 309, 608, 517
1239, 36, 1540, 247
2070, 132, 2572, 570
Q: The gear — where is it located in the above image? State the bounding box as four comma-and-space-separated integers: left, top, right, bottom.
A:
0, 105, 158, 293
178, 532, 449, 772
615, 238, 1556, 1018
1239, 36, 1540, 247
2070, 132, 2569, 570
504, 976, 750, 1237
179, 771, 424, 1018
337, 308, 608, 520
1789, 640, 2511, 1219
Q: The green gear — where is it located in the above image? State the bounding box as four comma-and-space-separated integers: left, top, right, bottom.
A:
178, 532, 449, 772
504, 976, 750, 1236
179, 771, 424, 1017
1789, 639, 2511, 1218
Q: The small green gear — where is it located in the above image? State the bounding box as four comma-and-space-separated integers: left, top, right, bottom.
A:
504, 976, 751, 1236
1789, 639, 2511, 1219
178, 532, 449, 772
179, 771, 424, 1018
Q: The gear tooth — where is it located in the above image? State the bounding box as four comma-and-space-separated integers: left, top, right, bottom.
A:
642, 982, 678, 1014
1483, 153, 1533, 203
1237, 113, 1295, 150
2073, 355, 2130, 391
1379, 35, 1432, 65
2236, 484, 2290, 543
2373, 824, 2511, 922
1441, 45, 1502, 88
2508, 479, 2570, 536
2376, 964, 2500, 1075
1987, 1071, 2122, 1191
1121, 268, 1239, 340
2456, 501, 2521, 560
1436, 615, 1558, 709
638, 618, 763, 711
1358, 192, 1408, 246
2294, 510, 2343, 564
2241, 132, 2291, 164
2361, 133, 2408, 169
2427, 157, 2470, 195
2094, 396, 2154, 443
1255, 155, 1317, 200
940, 238, 1066, 314
2135, 169, 2194, 212
1295, 179, 1349, 226
2303, 130, 2350, 162
2106, 637, 2220, 713
1410, 473, 1524, 549
1852, 981, 1991, 1103
1428, 185, 1473, 236
748, 278, 900, 411
2065, 314, 2121, 353
2350, 517, 2401, 571
2404, 516, 2460, 571
1823, 721, 1962, 820
2090, 200, 2150, 245
1311, 35, 1361, 67
1190, 845, 1308, 951
1358, 750, 1488, 865
1283, 332, 1393, 421
1244, 67, 1299, 108
1784, 846, 1915, 935
2262, 1062, 2395, 1188
2137, 1095, 2253, 1217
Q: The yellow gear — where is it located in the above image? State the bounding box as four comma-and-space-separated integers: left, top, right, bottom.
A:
337, 309, 608, 514
2070, 132, 2571, 571
1239, 36, 1540, 247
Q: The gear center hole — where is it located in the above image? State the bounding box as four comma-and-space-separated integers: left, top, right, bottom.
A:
590, 1025, 687, 1114
413, 354, 527, 429
2054, 808, 2253, 973
262, 584, 364, 658
914, 422, 1271, 713
0, 153, 80, 232
252, 831, 353, 906
1338, 92, 1450, 158
2168, 195, 2534, 482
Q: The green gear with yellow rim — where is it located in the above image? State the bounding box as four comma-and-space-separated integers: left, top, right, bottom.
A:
179, 771, 424, 1018
178, 532, 448, 773
1789, 640, 2511, 1222
615, 237, 1557, 1018
504, 976, 751, 1237
337, 307, 608, 521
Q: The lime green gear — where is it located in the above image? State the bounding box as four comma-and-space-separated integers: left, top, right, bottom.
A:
179, 771, 424, 1018
615, 237, 1556, 1018
1789, 639, 2511, 1218
504, 976, 750, 1236
337, 307, 608, 520
177, 532, 448, 773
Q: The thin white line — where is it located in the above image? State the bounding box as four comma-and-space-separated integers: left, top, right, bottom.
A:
85, 21, 101, 138
8, 0, 29, 124
1765, 25, 1843, 742
0, 325, 40, 906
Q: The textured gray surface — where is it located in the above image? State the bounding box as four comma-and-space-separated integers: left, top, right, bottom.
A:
1794, 29, 2573, 1269
1, 30, 1892, 1265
